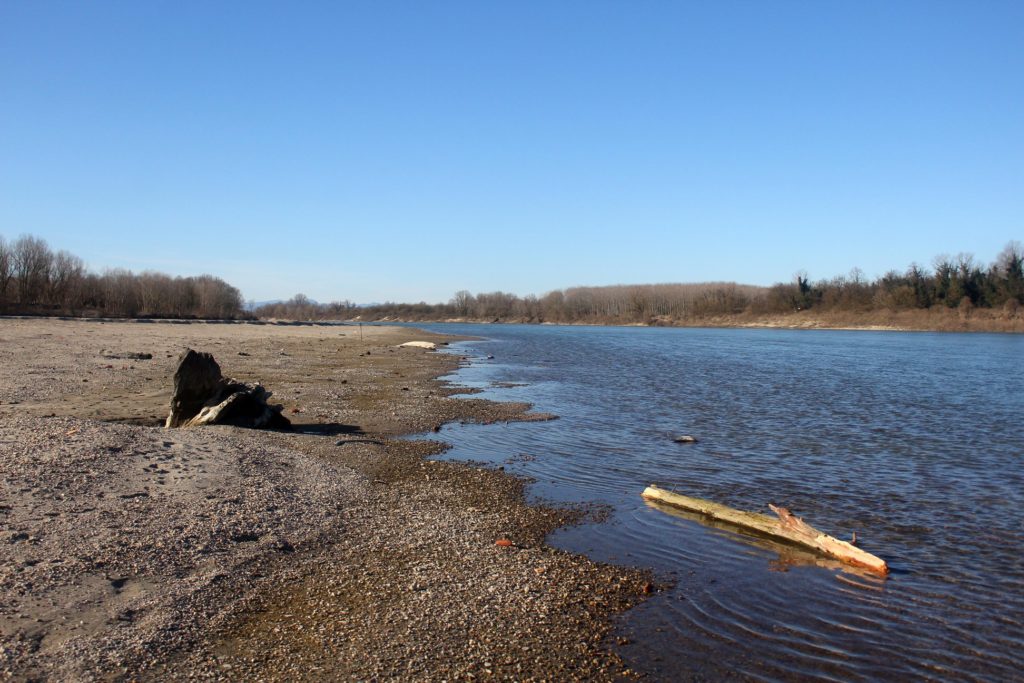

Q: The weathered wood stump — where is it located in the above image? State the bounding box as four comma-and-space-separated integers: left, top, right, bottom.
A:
165, 349, 290, 430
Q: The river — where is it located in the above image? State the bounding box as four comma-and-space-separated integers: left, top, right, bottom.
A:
410, 323, 1023, 681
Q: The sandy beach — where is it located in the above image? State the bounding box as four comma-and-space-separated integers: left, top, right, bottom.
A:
0, 318, 651, 681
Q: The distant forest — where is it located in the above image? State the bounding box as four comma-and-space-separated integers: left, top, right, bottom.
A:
3, 233, 1021, 327
257, 242, 1024, 325
0, 234, 244, 318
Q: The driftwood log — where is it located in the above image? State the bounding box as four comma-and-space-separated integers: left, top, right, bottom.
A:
641, 485, 888, 575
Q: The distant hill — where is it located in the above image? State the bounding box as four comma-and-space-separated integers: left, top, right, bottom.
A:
245, 300, 283, 311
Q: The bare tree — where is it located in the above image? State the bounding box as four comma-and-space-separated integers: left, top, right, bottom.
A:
12, 235, 53, 305
0, 236, 12, 304
193, 275, 243, 318
101, 268, 141, 316
48, 250, 85, 307
451, 290, 473, 317
996, 241, 1023, 275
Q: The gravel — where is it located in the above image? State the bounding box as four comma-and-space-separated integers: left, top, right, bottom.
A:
0, 318, 653, 681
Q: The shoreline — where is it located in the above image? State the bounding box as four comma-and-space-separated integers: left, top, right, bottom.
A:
0, 318, 652, 680
6, 306, 1024, 335
340, 308, 1024, 334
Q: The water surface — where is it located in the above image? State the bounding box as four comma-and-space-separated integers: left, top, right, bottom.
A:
412, 324, 1023, 681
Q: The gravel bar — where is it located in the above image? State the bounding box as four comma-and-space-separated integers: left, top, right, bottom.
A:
0, 318, 654, 681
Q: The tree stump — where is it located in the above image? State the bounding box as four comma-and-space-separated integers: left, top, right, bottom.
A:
165, 349, 290, 430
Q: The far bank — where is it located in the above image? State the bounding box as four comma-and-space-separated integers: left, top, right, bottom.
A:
296, 306, 1024, 334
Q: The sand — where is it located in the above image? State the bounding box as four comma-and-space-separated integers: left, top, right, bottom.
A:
0, 318, 651, 681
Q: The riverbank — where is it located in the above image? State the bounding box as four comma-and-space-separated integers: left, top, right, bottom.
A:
706, 306, 1023, 332
6, 305, 1021, 333
300, 305, 1023, 334
0, 318, 651, 680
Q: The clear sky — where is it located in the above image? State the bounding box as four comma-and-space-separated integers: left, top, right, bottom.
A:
2, 2, 1021, 304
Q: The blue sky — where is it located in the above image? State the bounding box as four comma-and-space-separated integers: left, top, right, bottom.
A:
2, 2, 1021, 303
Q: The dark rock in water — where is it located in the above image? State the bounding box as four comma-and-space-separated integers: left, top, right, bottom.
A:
673, 435, 698, 443
165, 348, 290, 430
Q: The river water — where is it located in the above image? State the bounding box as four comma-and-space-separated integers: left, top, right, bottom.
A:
408, 323, 1023, 681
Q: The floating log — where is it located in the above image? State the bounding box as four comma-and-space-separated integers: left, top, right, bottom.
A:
641, 485, 888, 575
642, 498, 881, 579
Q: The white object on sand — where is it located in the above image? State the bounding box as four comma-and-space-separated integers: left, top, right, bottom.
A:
398, 341, 437, 350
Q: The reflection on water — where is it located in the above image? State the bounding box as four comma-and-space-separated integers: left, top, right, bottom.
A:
410, 323, 1024, 681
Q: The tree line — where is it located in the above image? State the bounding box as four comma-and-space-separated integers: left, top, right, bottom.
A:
0, 233, 244, 318
253, 294, 358, 321
255, 242, 1023, 324
758, 244, 1023, 317
253, 282, 762, 323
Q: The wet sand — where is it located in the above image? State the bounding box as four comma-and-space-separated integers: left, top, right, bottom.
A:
0, 318, 652, 681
